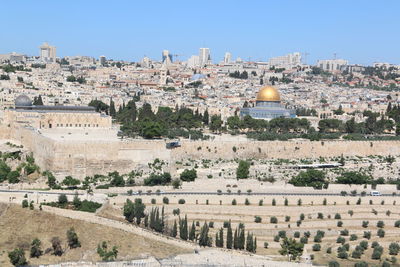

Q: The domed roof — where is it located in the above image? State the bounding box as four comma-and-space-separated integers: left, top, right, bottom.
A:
256, 86, 281, 102
15, 95, 32, 107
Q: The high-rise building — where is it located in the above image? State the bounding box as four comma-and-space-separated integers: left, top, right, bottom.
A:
99, 55, 106, 66
187, 55, 200, 68
269, 52, 301, 69
162, 50, 173, 65
39, 42, 56, 63
199, 48, 211, 66
317, 59, 348, 71
223, 52, 232, 64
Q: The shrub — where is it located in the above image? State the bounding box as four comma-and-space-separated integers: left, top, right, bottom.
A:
264, 242, 269, 248
67, 228, 81, 249
208, 221, 214, 228
296, 220, 302, 227
300, 213, 305, 221
300, 237, 308, 244
22, 199, 28, 208
351, 250, 362, 259
328, 261, 339, 267
297, 199, 302, 206
232, 199, 237, 205
337, 237, 346, 244
371, 241, 379, 248
8, 248, 27, 266
354, 261, 368, 267
386, 210, 391, 216
356, 198, 361, 205
294, 231, 300, 238
259, 200, 263, 206
377, 229, 385, 238
284, 198, 288, 206
244, 198, 250, 205
362, 221, 369, 228
395, 220, 400, 228
363, 231, 371, 240
348, 210, 354, 217
376, 221, 384, 228
304, 231, 311, 238
337, 221, 343, 227
278, 230, 286, 238
312, 244, 321, 251
359, 241, 368, 250
350, 234, 357, 241
334, 213, 341, 219
178, 199, 185, 204
236, 160, 250, 179
326, 247, 332, 254
274, 235, 280, 242
285, 216, 290, 222
180, 169, 197, 182
314, 235, 322, 243
254, 216, 262, 223
172, 208, 180, 216
151, 198, 156, 204
337, 251, 348, 259
340, 229, 349, 236
389, 242, 400, 255
317, 212, 324, 219
270, 216, 278, 224
323, 198, 327, 205
272, 198, 276, 206
371, 247, 383, 260
162, 197, 169, 204
58, 194, 68, 205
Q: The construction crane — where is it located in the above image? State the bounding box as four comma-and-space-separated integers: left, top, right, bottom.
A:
172, 54, 184, 61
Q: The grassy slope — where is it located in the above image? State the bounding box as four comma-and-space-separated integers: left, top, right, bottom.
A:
0, 204, 188, 267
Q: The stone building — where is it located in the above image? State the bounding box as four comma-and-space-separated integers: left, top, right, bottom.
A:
240, 86, 295, 120
3, 95, 112, 130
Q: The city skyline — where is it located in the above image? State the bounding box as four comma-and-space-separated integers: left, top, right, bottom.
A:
1, 0, 399, 65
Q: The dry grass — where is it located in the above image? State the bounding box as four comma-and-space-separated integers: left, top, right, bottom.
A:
0, 204, 188, 267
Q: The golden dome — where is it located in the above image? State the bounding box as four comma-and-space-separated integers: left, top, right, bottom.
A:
256, 86, 281, 102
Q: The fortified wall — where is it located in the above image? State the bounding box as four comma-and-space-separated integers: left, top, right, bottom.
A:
1, 125, 400, 179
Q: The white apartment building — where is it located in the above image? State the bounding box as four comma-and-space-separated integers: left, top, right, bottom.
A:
187, 55, 200, 68
199, 48, 211, 66
39, 42, 56, 63
269, 52, 301, 69
317, 59, 348, 71
223, 52, 232, 64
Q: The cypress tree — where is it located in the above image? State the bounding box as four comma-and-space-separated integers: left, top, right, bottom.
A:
109, 98, 116, 118
219, 228, 224, 247
189, 221, 196, 241
215, 232, 219, 247
253, 237, 257, 253
233, 228, 238, 249
171, 220, 177, 237
246, 232, 253, 252
203, 109, 209, 125
239, 227, 245, 250
227, 223, 233, 249
199, 222, 210, 247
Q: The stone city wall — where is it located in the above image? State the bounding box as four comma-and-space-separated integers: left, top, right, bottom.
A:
2, 125, 400, 179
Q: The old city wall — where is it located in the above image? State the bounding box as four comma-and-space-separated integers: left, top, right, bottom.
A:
1, 125, 400, 179
173, 139, 400, 161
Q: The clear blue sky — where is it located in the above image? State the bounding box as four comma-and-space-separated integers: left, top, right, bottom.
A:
1, 0, 399, 65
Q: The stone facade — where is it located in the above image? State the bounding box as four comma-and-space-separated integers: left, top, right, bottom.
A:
2, 125, 400, 179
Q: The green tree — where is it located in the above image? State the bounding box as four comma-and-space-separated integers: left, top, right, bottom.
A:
236, 160, 250, 179
8, 248, 27, 266
30, 238, 43, 258
189, 221, 196, 241
289, 169, 327, 189
198, 222, 211, 247
171, 220, 177, 237
123, 198, 146, 224
180, 169, 197, 182
279, 237, 304, 261
97, 241, 118, 261
209, 114, 223, 132
226, 222, 233, 249
67, 228, 81, 249
109, 98, 116, 118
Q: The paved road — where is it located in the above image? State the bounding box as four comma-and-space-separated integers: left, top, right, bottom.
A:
0, 189, 398, 197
